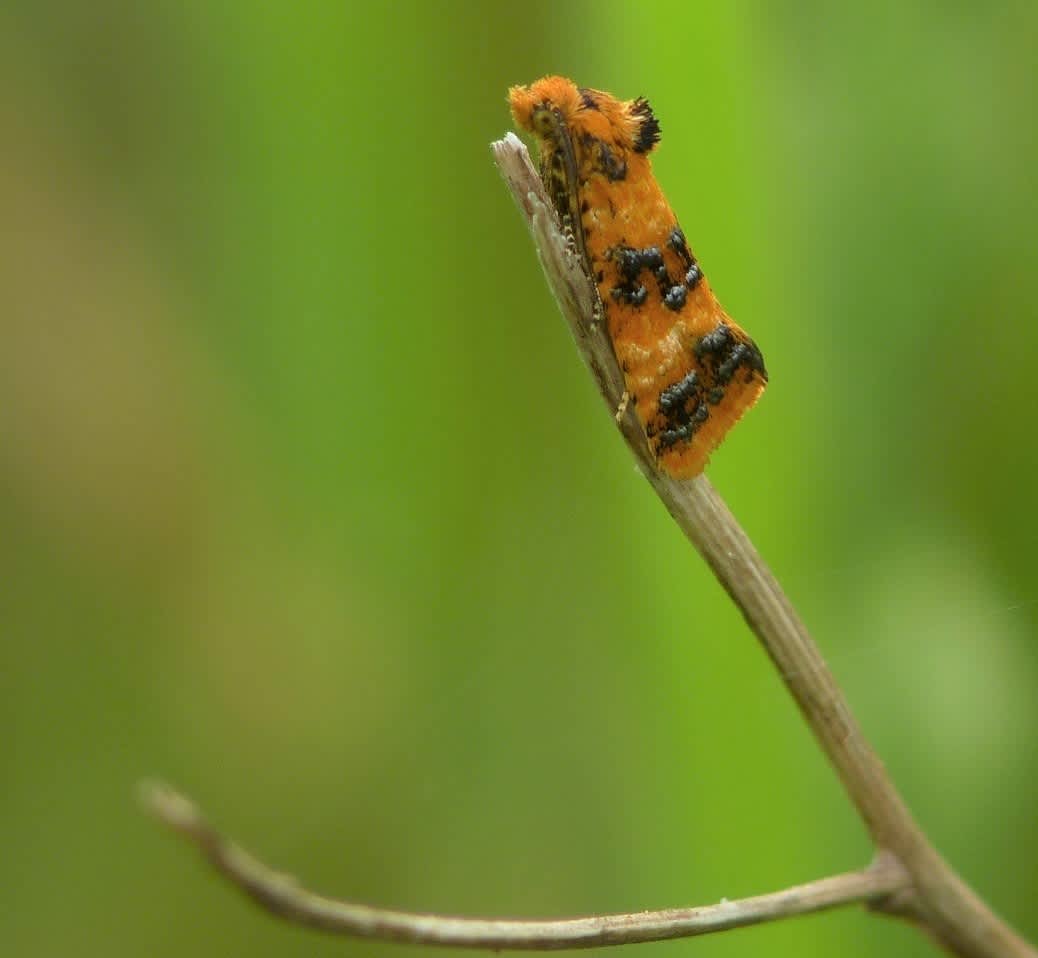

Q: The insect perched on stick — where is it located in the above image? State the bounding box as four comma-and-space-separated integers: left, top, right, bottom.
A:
509, 76, 767, 479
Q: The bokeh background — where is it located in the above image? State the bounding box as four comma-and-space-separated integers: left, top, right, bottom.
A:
3, 3, 1036, 956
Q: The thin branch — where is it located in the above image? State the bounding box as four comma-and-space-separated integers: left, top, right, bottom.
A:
140, 780, 908, 950
489, 133, 1035, 958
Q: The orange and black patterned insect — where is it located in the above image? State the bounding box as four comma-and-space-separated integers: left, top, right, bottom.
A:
508, 76, 766, 478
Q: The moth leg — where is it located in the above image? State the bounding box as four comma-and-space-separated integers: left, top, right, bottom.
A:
614, 390, 631, 423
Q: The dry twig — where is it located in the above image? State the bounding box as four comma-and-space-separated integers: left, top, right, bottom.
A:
141, 132, 1035, 958
140, 780, 907, 949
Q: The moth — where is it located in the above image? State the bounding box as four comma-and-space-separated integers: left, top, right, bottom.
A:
509, 76, 766, 478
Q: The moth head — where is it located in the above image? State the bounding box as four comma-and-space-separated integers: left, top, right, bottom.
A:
509, 77, 662, 158
508, 76, 582, 140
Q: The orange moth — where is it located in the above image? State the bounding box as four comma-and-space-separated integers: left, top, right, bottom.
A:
509, 76, 766, 478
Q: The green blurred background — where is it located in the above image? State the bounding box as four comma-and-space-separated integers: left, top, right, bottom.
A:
3, 3, 1036, 956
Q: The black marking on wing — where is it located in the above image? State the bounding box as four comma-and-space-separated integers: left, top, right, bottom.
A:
596, 141, 627, 181
578, 88, 600, 111
607, 238, 701, 310
695, 323, 768, 384
652, 368, 709, 450
630, 97, 661, 153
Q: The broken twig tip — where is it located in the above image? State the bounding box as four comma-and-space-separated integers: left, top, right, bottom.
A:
137, 779, 203, 834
